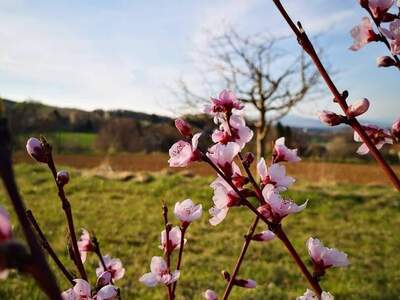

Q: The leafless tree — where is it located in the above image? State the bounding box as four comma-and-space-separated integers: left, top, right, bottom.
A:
176, 28, 322, 160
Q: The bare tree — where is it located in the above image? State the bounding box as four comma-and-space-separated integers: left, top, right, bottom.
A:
176, 28, 322, 160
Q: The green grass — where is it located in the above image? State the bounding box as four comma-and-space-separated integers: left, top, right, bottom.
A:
0, 164, 399, 299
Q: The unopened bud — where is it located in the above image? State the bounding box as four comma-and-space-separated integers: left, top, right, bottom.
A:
96, 271, 112, 287
377, 56, 396, 67
392, 118, 400, 140
318, 111, 346, 126
221, 270, 230, 281
347, 98, 370, 117
56, 171, 70, 186
175, 118, 192, 137
26, 137, 48, 163
234, 278, 257, 289
382, 12, 397, 22
242, 152, 255, 168
252, 230, 275, 242
203, 289, 218, 300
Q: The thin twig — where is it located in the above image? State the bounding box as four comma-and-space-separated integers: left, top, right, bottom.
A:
171, 225, 187, 297
162, 203, 174, 300
26, 210, 75, 285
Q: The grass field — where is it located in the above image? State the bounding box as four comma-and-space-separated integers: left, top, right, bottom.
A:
0, 163, 399, 299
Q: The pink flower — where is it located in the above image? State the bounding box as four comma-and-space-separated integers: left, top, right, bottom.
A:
354, 124, 393, 155
212, 115, 253, 149
26, 137, 48, 163
77, 229, 93, 263
391, 117, 400, 140
260, 186, 307, 222
347, 98, 370, 117
318, 111, 345, 126
252, 229, 275, 242
234, 278, 256, 289
168, 133, 202, 167
203, 289, 218, 300
209, 181, 241, 226
307, 237, 349, 271
211, 161, 246, 190
297, 289, 334, 300
96, 271, 112, 287
62, 279, 91, 300
175, 118, 192, 137
369, 0, 394, 19
96, 285, 118, 300
204, 90, 244, 121
207, 142, 240, 173
381, 19, 400, 54
257, 159, 295, 191
139, 256, 180, 287
174, 199, 202, 225
160, 226, 186, 252
96, 255, 125, 281
273, 137, 301, 163
350, 17, 379, 51
0, 207, 12, 243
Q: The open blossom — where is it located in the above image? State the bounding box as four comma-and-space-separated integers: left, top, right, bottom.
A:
96, 271, 112, 287
354, 124, 393, 155
252, 229, 275, 242
96, 285, 118, 300
96, 255, 125, 281
347, 98, 370, 117
392, 117, 400, 140
307, 238, 349, 271
207, 142, 240, 173
204, 90, 244, 122
211, 161, 246, 190
297, 289, 334, 300
273, 137, 301, 163
77, 229, 94, 263
139, 256, 180, 287
62, 279, 91, 300
368, 0, 394, 19
168, 133, 202, 167
349, 17, 379, 51
26, 137, 48, 163
174, 199, 202, 225
160, 226, 186, 252
0, 207, 12, 243
209, 183, 241, 226
212, 115, 253, 149
257, 158, 295, 191
259, 186, 307, 222
203, 289, 218, 300
381, 19, 400, 54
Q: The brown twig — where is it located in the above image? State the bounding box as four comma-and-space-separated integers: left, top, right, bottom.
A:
222, 216, 259, 300
42, 138, 87, 280
162, 202, 174, 300
271, 0, 400, 191
26, 210, 75, 285
0, 119, 62, 299
171, 225, 187, 297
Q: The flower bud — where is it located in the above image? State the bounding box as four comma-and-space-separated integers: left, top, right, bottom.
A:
175, 118, 192, 137
242, 152, 255, 168
96, 271, 112, 287
203, 289, 218, 300
234, 278, 257, 289
377, 56, 396, 67
252, 230, 275, 242
56, 171, 70, 186
318, 111, 345, 126
392, 118, 400, 140
221, 270, 230, 281
26, 137, 48, 163
358, 0, 369, 8
347, 98, 370, 117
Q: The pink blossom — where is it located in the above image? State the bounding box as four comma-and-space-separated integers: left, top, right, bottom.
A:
234, 278, 256, 289
391, 117, 400, 140
203, 289, 218, 300
260, 186, 307, 222
297, 289, 334, 300
350, 17, 379, 51
62, 279, 91, 300
207, 142, 240, 172
175, 118, 192, 137
354, 124, 393, 155
26, 137, 48, 163
381, 19, 400, 54
139, 256, 180, 287
212, 115, 253, 149
96, 271, 112, 287
307, 237, 349, 271
257, 158, 295, 191
96, 285, 118, 300
204, 90, 244, 121
209, 182, 241, 226
0, 207, 12, 243
211, 161, 246, 190
168, 133, 202, 167
96, 255, 125, 281
368, 0, 394, 19
160, 226, 186, 252
347, 98, 370, 117
252, 229, 275, 242
273, 137, 301, 163
77, 229, 93, 263
318, 111, 345, 126
174, 199, 202, 225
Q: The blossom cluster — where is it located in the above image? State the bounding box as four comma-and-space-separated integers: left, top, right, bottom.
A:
351, 0, 400, 67
168, 90, 350, 298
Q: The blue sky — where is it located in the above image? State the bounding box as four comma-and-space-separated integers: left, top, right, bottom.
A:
0, 0, 398, 123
